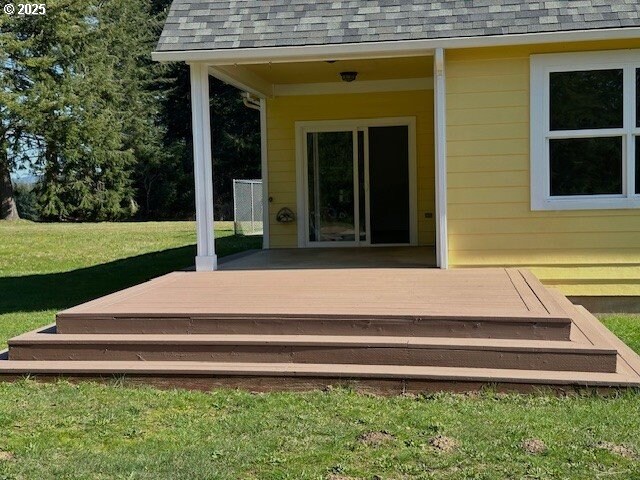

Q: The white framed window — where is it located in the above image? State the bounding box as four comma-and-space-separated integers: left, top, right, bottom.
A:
530, 49, 640, 210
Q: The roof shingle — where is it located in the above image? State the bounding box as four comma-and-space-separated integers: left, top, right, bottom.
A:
156, 0, 640, 52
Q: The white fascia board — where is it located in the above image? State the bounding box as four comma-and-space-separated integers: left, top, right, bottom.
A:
152, 27, 640, 64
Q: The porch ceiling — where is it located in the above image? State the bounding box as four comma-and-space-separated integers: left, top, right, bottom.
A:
243, 55, 434, 85
209, 55, 435, 98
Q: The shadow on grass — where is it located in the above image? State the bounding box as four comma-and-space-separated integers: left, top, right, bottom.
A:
0, 235, 262, 315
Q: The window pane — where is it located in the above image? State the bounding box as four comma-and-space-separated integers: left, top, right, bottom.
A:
550, 137, 622, 196
637, 69, 640, 128
307, 131, 355, 242
550, 69, 623, 130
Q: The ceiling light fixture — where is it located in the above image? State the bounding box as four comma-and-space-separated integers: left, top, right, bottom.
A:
340, 71, 358, 82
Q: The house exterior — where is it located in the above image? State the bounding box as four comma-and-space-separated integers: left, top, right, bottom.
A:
153, 1, 640, 299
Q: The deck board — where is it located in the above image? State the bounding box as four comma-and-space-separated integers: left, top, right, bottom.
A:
0, 360, 637, 388
60, 268, 556, 319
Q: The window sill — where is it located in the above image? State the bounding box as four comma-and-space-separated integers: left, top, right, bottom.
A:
531, 196, 640, 211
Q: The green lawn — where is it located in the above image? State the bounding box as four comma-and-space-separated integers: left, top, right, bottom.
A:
0, 221, 639, 479
0, 220, 261, 349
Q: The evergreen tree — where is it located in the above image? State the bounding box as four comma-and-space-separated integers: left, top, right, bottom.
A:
2, 0, 163, 221
0, 9, 32, 220
1, 0, 262, 222
209, 79, 261, 220
31, 0, 139, 221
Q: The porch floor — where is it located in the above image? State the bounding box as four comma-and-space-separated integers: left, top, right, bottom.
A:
219, 246, 436, 270
1, 268, 639, 392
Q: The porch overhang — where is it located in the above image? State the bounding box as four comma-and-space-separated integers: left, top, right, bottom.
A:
152, 27, 640, 64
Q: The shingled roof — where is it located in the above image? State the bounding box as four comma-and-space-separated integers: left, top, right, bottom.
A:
156, 0, 640, 52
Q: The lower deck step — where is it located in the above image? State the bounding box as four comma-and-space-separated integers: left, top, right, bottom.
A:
55, 313, 573, 340
8, 330, 618, 373
0, 360, 637, 390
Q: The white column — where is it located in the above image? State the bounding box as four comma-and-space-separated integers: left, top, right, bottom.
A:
434, 48, 449, 269
259, 98, 270, 249
190, 63, 217, 271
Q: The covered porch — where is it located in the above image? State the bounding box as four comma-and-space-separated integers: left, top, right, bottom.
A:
186, 49, 447, 271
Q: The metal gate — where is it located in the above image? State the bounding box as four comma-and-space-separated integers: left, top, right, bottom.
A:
233, 179, 263, 235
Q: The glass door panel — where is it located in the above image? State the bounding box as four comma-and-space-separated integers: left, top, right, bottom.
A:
307, 131, 356, 243
368, 125, 410, 244
357, 130, 367, 242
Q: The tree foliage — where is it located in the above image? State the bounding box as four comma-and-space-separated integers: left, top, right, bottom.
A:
0, 0, 261, 222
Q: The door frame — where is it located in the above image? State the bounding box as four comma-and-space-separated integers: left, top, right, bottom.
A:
295, 116, 418, 248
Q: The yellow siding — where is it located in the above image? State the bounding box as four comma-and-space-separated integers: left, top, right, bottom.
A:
446, 39, 640, 296
266, 90, 435, 248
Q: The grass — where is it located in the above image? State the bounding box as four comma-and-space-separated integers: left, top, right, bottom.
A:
0, 383, 639, 479
0, 220, 639, 479
600, 314, 640, 354
0, 220, 261, 349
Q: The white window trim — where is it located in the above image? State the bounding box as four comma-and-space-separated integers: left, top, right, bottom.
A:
530, 49, 640, 211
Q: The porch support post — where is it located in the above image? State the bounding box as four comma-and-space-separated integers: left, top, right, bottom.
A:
434, 48, 449, 269
260, 98, 270, 249
189, 62, 217, 271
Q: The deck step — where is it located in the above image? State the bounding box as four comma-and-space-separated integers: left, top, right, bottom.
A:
55, 313, 573, 340
8, 330, 617, 373
0, 360, 637, 389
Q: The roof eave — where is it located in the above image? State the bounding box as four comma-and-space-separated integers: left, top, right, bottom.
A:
152, 27, 640, 64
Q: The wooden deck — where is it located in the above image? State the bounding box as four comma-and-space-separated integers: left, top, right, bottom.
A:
1, 268, 639, 392
59, 268, 561, 317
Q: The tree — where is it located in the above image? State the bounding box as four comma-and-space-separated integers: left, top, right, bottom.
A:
137, 63, 262, 221
0, 119, 21, 220
14, 181, 38, 220
209, 79, 261, 220
0, 10, 31, 220
31, 0, 141, 221
1, 0, 262, 222
131, 17, 196, 219
1, 1, 131, 221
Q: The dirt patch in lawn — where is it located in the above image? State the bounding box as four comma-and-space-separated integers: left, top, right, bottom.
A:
358, 430, 395, 447
596, 441, 636, 459
522, 438, 547, 455
0, 451, 15, 461
429, 435, 459, 453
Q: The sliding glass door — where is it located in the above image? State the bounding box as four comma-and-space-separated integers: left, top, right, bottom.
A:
303, 121, 413, 247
